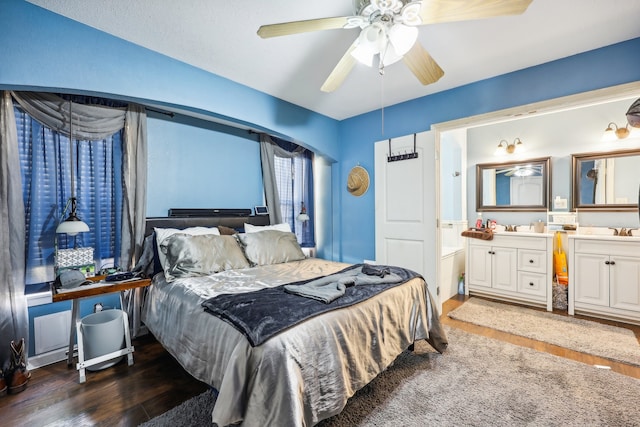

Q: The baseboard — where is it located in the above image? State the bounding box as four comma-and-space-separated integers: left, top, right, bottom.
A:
28, 346, 76, 370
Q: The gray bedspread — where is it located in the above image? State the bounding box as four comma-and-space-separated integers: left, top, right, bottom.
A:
201, 264, 420, 346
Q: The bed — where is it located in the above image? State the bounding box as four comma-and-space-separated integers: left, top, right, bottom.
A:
139, 216, 447, 426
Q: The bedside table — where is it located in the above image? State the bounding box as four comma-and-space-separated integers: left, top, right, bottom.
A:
52, 276, 151, 383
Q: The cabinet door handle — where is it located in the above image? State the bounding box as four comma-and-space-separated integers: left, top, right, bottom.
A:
610, 260, 616, 266
529, 282, 534, 287
529, 259, 534, 264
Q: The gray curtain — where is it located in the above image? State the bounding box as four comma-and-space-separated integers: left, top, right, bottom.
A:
119, 105, 147, 333
259, 134, 299, 225
11, 91, 126, 139
7, 91, 148, 335
0, 91, 28, 371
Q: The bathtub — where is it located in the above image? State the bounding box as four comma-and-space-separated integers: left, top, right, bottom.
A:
441, 220, 467, 300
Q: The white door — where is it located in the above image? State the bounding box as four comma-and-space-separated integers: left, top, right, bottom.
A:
374, 131, 439, 312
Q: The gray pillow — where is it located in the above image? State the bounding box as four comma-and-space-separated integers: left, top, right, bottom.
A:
160, 233, 250, 281
236, 230, 306, 266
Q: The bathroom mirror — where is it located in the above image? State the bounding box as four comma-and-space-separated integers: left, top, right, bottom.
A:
476, 157, 550, 211
572, 149, 640, 211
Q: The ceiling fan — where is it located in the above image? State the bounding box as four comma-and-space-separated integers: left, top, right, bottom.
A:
257, 0, 533, 92
496, 164, 542, 177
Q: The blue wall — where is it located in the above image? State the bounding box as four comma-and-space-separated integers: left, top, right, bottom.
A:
146, 112, 265, 216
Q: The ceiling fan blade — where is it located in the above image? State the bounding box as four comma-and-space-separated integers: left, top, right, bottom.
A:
419, 0, 532, 25
321, 43, 358, 93
402, 41, 444, 85
258, 17, 352, 38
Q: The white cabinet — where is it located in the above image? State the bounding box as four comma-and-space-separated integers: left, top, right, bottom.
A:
569, 236, 640, 324
466, 233, 553, 310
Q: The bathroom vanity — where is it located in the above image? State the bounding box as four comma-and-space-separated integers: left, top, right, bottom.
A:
465, 232, 554, 311
568, 234, 640, 325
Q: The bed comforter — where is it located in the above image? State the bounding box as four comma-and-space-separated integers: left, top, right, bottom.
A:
141, 258, 447, 426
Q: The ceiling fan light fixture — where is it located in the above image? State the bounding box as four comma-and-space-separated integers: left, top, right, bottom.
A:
513, 166, 535, 177
381, 43, 403, 66
352, 23, 386, 66
388, 23, 418, 56
351, 43, 376, 67
371, 0, 404, 14
400, 2, 423, 26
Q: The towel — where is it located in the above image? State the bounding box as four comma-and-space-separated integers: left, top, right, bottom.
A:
283, 266, 402, 303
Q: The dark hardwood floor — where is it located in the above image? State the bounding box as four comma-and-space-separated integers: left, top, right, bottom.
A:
3, 295, 640, 426
1, 334, 209, 426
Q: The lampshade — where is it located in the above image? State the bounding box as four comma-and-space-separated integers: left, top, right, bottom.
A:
297, 201, 310, 222
511, 137, 524, 154
351, 22, 418, 69
388, 23, 418, 56
351, 23, 386, 67
56, 216, 90, 236
56, 197, 89, 236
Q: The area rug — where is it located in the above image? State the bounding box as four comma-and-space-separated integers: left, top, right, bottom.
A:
140, 326, 640, 426
448, 297, 640, 366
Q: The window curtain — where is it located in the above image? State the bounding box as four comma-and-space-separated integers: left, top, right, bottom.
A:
259, 134, 315, 247
119, 105, 147, 330
0, 91, 28, 372
7, 91, 147, 336
260, 134, 296, 225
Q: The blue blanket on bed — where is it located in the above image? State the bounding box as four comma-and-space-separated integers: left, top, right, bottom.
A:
201, 264, 420, 347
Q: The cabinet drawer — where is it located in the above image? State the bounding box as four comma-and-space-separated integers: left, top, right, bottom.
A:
518, 271, 546, 297
490, 234, 548, 250
518, 249, 546, 273
573, 239, 640, 256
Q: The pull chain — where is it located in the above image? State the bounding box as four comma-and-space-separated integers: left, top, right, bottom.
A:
380, 63, 385, 136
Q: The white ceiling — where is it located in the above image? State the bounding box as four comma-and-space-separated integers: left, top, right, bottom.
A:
27, 0, 640, 120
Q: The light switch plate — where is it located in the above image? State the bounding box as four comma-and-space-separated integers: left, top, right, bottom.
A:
553, 197, 567, 209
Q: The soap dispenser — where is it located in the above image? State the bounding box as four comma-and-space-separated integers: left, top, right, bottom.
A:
475, 213, 483, 229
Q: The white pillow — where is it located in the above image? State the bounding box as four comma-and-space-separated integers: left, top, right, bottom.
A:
154, 227, 221, 271
244, 222, 291, 233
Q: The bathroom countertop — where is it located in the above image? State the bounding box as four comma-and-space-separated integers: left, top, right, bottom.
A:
491, 230, 553, 237
567, 233, 640, 242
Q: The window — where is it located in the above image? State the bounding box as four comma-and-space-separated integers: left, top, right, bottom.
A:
15, 104, 124, 285
273, 147, 315, 248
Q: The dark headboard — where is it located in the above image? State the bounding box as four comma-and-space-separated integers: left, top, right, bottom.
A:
145, 215, 270, 237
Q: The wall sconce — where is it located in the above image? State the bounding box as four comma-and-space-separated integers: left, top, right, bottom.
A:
602, 122, 630, 141
495, 138, 523, 156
